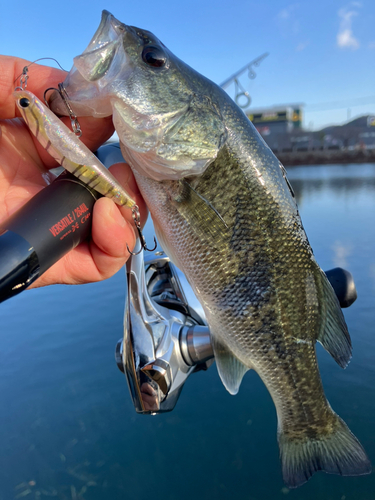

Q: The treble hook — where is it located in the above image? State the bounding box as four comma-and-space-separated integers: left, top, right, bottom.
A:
127, 205, 157, 256
44, 87, 57, 106
43, 84, 82, 137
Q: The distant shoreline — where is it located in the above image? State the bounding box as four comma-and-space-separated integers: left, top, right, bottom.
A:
276, 148, 375, 167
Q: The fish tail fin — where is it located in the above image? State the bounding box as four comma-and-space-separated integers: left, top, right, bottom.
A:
279, 412, 372, 488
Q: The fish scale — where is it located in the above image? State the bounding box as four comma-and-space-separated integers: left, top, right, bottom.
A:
135, 143, 321, 372
133, 124, 369, 486
50, 10, 371, 487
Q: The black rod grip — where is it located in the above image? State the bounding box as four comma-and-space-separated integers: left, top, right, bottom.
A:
0, 171, 99, 303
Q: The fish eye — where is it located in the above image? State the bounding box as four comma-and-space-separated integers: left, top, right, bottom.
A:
19, 97, 30, 108
141, 46, 166, 68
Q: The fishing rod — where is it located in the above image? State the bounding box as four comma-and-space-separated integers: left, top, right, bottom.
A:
0, 170, 100, 303
220, 53, 269, 109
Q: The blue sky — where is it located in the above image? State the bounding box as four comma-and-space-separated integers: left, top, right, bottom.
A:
1, 0, 374, 130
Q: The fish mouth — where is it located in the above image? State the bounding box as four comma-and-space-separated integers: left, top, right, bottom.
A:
82, 10, 122, 53
49, 10, 127, 118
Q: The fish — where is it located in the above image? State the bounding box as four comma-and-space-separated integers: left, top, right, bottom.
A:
14, 89, 136, 208
50, 11, 371, 487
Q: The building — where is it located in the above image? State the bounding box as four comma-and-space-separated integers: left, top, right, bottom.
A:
247, 105, 303, 151
247, 105, 375, 155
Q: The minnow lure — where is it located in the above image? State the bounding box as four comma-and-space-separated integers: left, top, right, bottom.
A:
13, 89, 136, 209
14, 89, 157, 253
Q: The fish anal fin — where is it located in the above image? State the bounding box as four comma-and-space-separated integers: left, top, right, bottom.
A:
212, 336, 251, 395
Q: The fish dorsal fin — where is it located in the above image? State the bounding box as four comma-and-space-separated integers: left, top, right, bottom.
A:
211, 336, 251, 395
316, 269, 352, 368
279, 162, 295, 199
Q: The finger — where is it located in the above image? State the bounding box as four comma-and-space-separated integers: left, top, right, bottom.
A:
88, 162, 147, 271
28, 162, 146, 287
29, 200, 135, 288
89, 197, 135, 280
1, 56, 115, 162
108, 163, 148, 227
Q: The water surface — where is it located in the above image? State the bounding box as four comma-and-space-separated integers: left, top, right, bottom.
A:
0, 163, 374, 500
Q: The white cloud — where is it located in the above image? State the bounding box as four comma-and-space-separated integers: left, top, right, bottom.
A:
337, 28, 360, 49
337, 6, 360, 50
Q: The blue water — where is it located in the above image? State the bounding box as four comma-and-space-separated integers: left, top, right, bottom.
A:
0, 163, 375, 500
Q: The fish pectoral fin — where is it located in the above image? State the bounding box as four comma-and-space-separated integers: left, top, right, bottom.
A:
172, 180, 229, 244
212, 337, 251, 395
178, 179, 228, 233
316, 269, 352, 368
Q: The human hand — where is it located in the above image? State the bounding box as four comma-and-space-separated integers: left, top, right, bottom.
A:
0, 56, 147, 288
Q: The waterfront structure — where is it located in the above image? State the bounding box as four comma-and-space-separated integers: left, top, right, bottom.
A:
247, 106, 375, 165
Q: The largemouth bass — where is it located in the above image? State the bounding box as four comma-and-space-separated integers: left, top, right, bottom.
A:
50, 11, 371, 487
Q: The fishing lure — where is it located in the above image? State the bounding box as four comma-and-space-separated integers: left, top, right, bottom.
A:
13, 85, 156, 253
14, 89, 136, 208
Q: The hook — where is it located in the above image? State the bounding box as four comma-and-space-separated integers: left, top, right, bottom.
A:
44, 87, 59, 106
57, 83, 82, 137
126, 205, 157, 256
43, 84, 82, 137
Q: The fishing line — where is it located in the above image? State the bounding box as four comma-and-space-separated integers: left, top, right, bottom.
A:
13, 57, 68, 89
